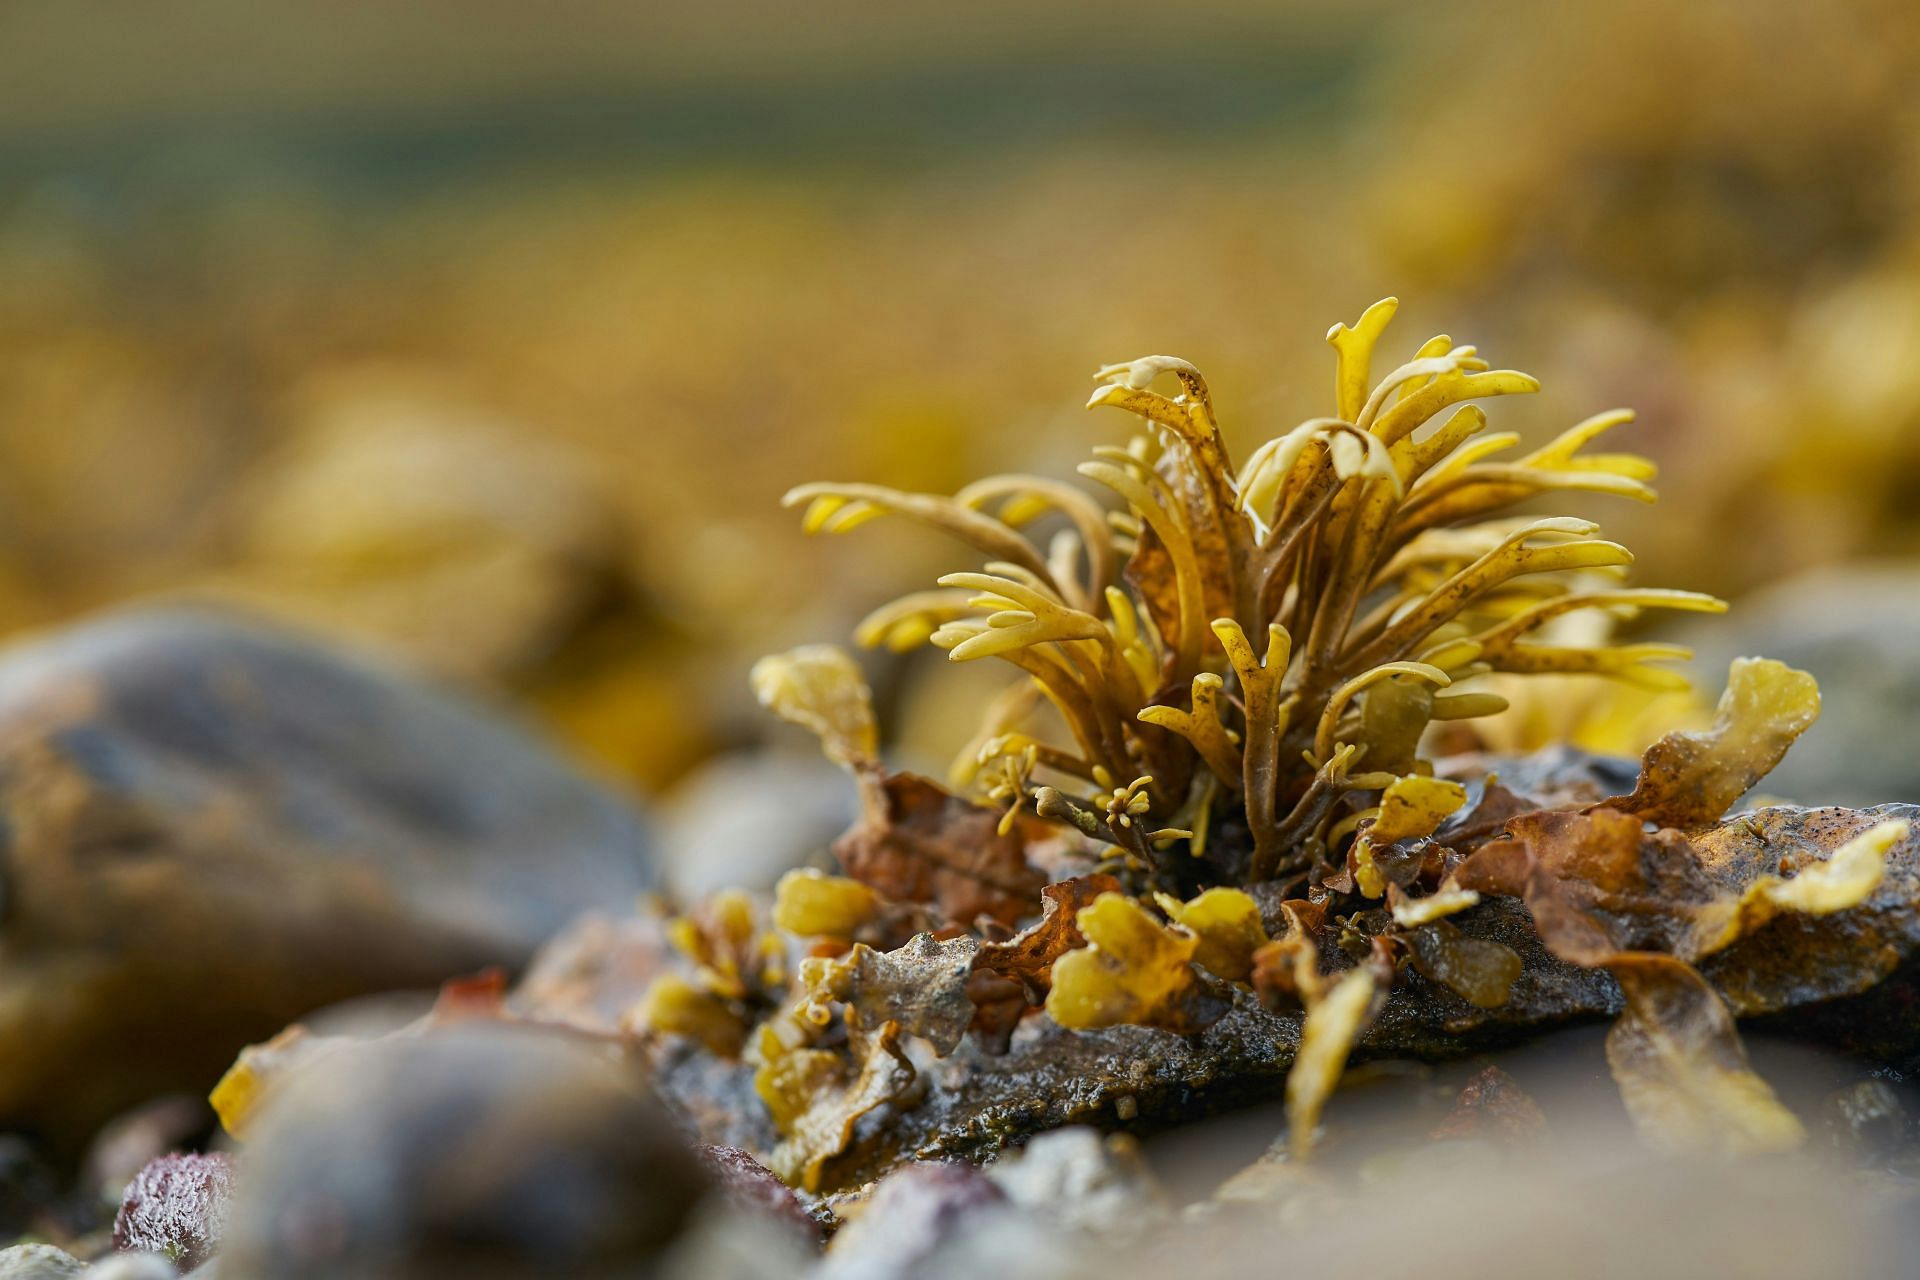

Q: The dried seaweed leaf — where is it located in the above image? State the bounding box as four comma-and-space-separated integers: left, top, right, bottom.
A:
1404, 919, 1522, 1008
973, 874, 1120, 993
802, 933, 978, 1055
756, 1020, 915, 1191
1613, 658, 1819, 827
1605, 955, 1804, 1155
1388, 884, 1481, 928
1155, 887, 1270, 981
1046, 893, 1226, 1032
834, 772, 1047, 928
1353, 775, 1467, 897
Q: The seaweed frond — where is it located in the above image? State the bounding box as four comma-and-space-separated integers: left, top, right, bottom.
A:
781, 297, 1722, 888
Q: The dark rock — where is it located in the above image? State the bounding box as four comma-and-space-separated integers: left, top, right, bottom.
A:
218, 1022, 706, 1280
112, 1153, 234, 1270
0, 607, 654, 1146
0, 1138, 58, 1240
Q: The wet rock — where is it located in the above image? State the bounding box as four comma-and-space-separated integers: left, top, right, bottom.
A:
0, 607, 654, 1146
510, 913, 671, 1037
218, 1022, 706, 1279
0, 1245, 83, 1279
112, 1153, 234, 1270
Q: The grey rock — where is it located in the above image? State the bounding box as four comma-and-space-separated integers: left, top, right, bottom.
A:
84, 1255, 178, 1280
218, 1022, 706, 1280
817, 1163, 1007, 1280
985, 1128, 1164, 1235
0, 607, 654, 1146
656, 751, 854, 897
0, 1245, 83, 1279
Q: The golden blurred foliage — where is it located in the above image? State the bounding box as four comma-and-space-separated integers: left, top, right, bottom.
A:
0, 0, 1916, 789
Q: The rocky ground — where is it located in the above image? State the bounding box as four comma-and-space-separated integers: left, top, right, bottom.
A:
4, 603, 1920, 1279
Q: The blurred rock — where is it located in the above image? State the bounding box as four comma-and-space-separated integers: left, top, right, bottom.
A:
695, 1147, 819, 1242
510, 912, 671, 1036
818, 1162, 1007, 1280
0, 1245, 83, 1278
1683, 564, 1920, 807
112, 1154, 234, 1270
84, 1255, 177, 1280
219, 1023, 706, 1280
0, 608, 655, 1147
0, 1138, 59, 1240
1822, 1078, 1910, 1163
1427, 1066, 1548, 1146
83, 1100, 211, 1213
984, 1128, 1163, 1236
656, 751, 855, 898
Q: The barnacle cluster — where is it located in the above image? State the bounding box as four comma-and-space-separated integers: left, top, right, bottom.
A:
635, 299, 1909, 1190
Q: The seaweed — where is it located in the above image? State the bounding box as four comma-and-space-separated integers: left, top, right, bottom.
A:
600, 301, 1906, 1180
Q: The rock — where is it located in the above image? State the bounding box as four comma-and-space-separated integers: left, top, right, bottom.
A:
0, 1138, 58, 1240
984, 1128, 1163, 1235
1427, 1066, 1548, 1145
83, 1099, 211, 1211
0, 1245, 83, 1279
83, 1255, 177, 1280
112, 1153, 234, 1270
656, 751, 856, 898
1822, 1078, 1910, 1162
818, 1163, 1007, 1280
0, 608, 655, 1146
218, 1022, 706, 1279
695, 1147, 820, 1242
653, 801, 1920, 1193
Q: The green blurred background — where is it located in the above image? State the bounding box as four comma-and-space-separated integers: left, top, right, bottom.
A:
2, 0, 1917, 811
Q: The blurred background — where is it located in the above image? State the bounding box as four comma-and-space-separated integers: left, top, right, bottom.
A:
4, 0, 1918, 837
